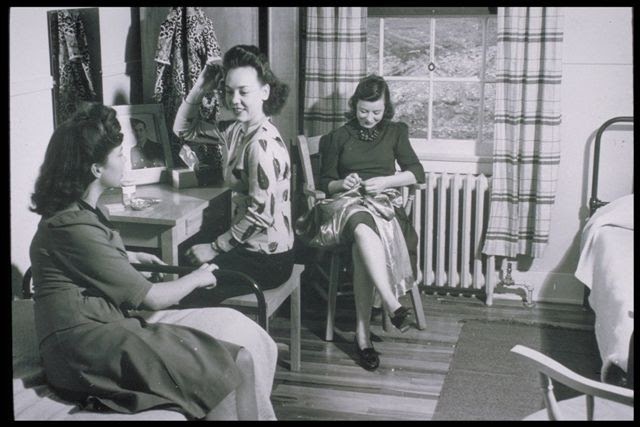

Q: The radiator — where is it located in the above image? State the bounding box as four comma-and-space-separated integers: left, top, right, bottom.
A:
412, 172, 496, 305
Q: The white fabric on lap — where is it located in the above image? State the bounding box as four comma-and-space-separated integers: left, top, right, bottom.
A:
139, 307, 278, 420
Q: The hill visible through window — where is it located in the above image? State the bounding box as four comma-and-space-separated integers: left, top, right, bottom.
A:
367, 15, 497, 143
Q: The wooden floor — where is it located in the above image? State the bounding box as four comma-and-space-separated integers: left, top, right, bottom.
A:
267, 283, 595, 421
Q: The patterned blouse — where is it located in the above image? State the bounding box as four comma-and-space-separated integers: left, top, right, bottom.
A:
174, 101, 294, 255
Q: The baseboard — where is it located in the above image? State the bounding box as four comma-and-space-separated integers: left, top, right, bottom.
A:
493, 270, 586, 306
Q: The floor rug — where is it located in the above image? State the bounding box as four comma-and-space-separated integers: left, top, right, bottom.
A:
432, 319, 601, 420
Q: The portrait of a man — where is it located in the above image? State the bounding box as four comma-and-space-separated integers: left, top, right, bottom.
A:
129, 117, 165, 169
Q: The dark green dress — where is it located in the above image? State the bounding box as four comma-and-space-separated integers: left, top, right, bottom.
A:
29, 201, 242, 419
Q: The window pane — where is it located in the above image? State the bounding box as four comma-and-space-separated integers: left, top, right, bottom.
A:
482, 83, 495, 143
485, 17, 497, 81
434, 17, 483, 78
383, 18, 431, 76
433, 82, 480, 140
388, 81, 430, 138
367, 18, 380, 75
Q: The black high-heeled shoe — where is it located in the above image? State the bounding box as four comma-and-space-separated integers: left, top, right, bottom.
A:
354, 337, 380, 371
390, 306, 412, 333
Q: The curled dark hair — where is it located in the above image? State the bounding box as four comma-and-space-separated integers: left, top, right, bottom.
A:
345, 74, 395, 120
30, 103, 123, 217
220, 44, 289, 116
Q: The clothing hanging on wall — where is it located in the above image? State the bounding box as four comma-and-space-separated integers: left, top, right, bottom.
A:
53, 9, 97, 125
153, 7, 223, 182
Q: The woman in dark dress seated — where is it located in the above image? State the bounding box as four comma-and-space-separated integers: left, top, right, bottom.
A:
28, 103, 278, 420
316, 75, 426, 371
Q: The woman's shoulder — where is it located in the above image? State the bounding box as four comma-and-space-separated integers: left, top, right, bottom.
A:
385, 120, 409, 132
321, 122, 354, 144
44, 209, 107, 237
250, 120, 288, 151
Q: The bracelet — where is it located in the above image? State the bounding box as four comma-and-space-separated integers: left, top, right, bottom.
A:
210, 240, 222, 252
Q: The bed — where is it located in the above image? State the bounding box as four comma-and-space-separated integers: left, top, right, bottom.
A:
574, 116, 634, 386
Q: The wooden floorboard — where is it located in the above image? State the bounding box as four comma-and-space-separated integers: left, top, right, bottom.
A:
268, 284, 595, 420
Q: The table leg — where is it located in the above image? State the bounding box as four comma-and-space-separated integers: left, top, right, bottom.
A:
160, 227, 179, 281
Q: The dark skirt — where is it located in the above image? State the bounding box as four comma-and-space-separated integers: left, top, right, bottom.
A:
39, 316, 242, 419
342, 211, 379, 243
180, 247, 295, 307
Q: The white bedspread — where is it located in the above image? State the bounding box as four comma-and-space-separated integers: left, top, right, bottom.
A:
574, 194, 634, 381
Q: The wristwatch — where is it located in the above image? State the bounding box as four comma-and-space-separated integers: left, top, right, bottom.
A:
210, 240, 222, 252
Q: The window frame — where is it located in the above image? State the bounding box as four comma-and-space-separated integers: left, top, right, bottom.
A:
367, 9, 496, 173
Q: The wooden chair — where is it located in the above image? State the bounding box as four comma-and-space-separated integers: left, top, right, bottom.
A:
293, 134, 427, 342
22, 263, 302, 372
510, 345, 634, 421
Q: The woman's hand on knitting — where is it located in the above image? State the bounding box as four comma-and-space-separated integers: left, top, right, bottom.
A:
362, 176, 389, 194
342, 173, 361, 191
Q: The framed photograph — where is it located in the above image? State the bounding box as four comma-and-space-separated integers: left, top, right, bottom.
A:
112, 104, 173, 185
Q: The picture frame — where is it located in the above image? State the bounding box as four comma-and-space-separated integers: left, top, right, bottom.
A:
112, 104, 173, 185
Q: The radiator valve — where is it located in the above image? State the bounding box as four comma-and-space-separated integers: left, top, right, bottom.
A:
498, 262, 535, 308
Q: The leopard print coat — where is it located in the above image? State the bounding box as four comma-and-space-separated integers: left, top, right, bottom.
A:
153, 7, 223, 179
53, 9, 97, 124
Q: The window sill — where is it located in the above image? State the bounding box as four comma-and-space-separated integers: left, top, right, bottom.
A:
410, 139, 494, 175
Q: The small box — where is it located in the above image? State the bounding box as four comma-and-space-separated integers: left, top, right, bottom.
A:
171, 168, 199, 189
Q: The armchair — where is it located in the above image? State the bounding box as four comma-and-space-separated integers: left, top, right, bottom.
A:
511, 344, 634, 420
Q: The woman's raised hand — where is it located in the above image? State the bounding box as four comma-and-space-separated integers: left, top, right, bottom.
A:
195, 57, 224, 93
343, 173, 361, 191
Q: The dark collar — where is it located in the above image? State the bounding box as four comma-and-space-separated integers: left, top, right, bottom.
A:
77, 199, 114, 229
345, 118, 388, 142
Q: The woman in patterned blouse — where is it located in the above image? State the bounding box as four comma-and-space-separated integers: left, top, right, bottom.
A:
174, 45, 294, 303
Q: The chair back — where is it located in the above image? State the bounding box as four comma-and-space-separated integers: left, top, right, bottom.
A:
511, 344, 634, 420
294, 135, 323, 211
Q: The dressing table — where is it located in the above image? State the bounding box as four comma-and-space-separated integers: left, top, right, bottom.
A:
98, 183, 231, 270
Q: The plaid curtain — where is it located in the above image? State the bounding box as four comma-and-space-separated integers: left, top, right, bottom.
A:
302, 7, 367, 136
482, 7, 564, 258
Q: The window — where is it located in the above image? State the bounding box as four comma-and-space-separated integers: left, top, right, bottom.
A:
367, 9, 497, 157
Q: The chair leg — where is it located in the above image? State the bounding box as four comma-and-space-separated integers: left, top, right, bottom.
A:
383, 311, 392, 332
382, 286, 426, 332
325, 253, 340, 342
409, 286, 426, 330
290, 280, 301, 371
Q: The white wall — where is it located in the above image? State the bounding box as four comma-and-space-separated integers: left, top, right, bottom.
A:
10, 8, 55, 295
267, 7, 300, 149
505, 7, 633, 304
